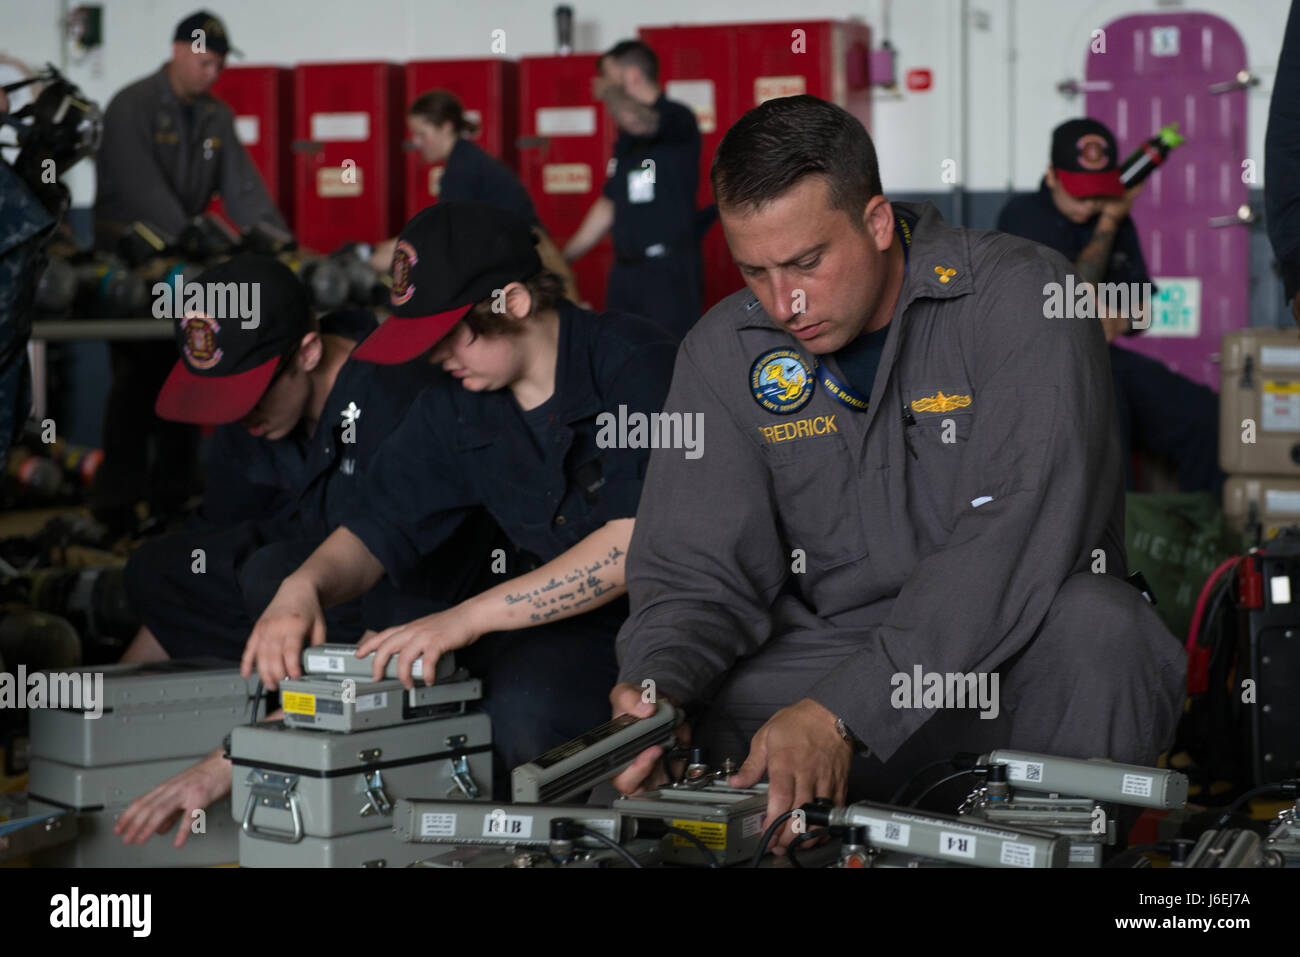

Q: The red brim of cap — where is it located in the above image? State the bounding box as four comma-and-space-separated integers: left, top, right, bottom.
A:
154, 355, 279, 425
1057, 169, 1124, 198
350, 304, 474, 365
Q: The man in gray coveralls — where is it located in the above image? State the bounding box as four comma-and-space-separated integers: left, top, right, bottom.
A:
609, 95, 1185, 852
91, 10, 289, 535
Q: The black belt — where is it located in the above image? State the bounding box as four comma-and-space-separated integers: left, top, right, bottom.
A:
615, 242, 678, 265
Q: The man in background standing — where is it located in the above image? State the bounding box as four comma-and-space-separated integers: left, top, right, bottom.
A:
92, 10, 290, 536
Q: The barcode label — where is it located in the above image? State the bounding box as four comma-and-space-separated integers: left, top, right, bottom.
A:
859, 816, 910, 847
305, 654, 343, 673
1002, 759, 1044, 784
355, 692, 387, 712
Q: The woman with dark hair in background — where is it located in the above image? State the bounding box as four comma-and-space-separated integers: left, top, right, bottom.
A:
369, 89, 578, 300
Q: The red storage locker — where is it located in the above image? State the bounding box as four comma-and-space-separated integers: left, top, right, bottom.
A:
207, 65, 293, 228
639, 21, 872, 311
402, 59, 519, 224
291, 61, 405, 253
517, 55, 617, 310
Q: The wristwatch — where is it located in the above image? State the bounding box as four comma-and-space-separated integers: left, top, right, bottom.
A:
835, 716, 868, 755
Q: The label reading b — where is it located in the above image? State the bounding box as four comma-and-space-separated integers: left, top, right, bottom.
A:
484, 813, 533, 839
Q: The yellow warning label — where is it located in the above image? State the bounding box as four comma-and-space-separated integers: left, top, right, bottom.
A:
670, 819, 727, 850
1264, 380, 1300, 393
282, 692, 316, 716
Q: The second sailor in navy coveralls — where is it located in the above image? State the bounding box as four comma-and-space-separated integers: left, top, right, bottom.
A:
120, 255, 496, 664
243, 201, 677, 794
368, 89, 578, 299
115, 255, 499, 849
564, 40, 703, 339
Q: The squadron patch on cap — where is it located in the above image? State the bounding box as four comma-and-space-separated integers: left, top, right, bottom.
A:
390, 240, 418, 306
182, 314, 222, 370
1076, 134, 1110, 170
750, 348, 814, 415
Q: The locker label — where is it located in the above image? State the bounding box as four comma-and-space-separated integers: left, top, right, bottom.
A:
666, 79, 716, 134
1150, 26, 1180, 57
543, 163, 592, 194
234, 115, 259, 145
310, 112, 371, 142
755, 75, 806, 105
536, 106, 596, 137
317, 166, 364, 198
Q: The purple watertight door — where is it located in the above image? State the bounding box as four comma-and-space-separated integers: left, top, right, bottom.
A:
1085, 11, 1250, 391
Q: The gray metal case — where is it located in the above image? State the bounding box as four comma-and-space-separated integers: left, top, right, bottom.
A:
237, 826, 440, 868
280, 674, 481, 732
26, 756, 240, 867
614, 783, 769, 866
302, 644, 457, 682
0, 797, 77, 863
230, 713, 491, 842
29, 659, 259, 767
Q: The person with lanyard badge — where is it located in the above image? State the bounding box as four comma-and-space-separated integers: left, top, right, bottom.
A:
241, 201, 677, 796
996, 118, 1221, 496
91, 10, 291, 539
605, 96, 1185, 856
563, 40, 702, 339
113, 255, 500, 849
367, 89, 578, 301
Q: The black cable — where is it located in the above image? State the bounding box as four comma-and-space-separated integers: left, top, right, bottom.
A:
245, 679, 264, 725
787, 828, 827, 869
889, 759, 955, 805
1103, 842, 1169, 869
908, 769, 977, 808
661, 825, 719, 868
750, 810, 797, 868
574, 825, 643, 868
1213, 781, 1298, 828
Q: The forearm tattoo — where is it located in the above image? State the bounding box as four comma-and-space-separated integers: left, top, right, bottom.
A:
501, 545, 626, 623
1076, 220, 1117, 287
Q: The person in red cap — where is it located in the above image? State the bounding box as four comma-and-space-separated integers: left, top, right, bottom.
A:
241, 200, 678, 796
996, 117, 1222, 496
114, 255, 502, 848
